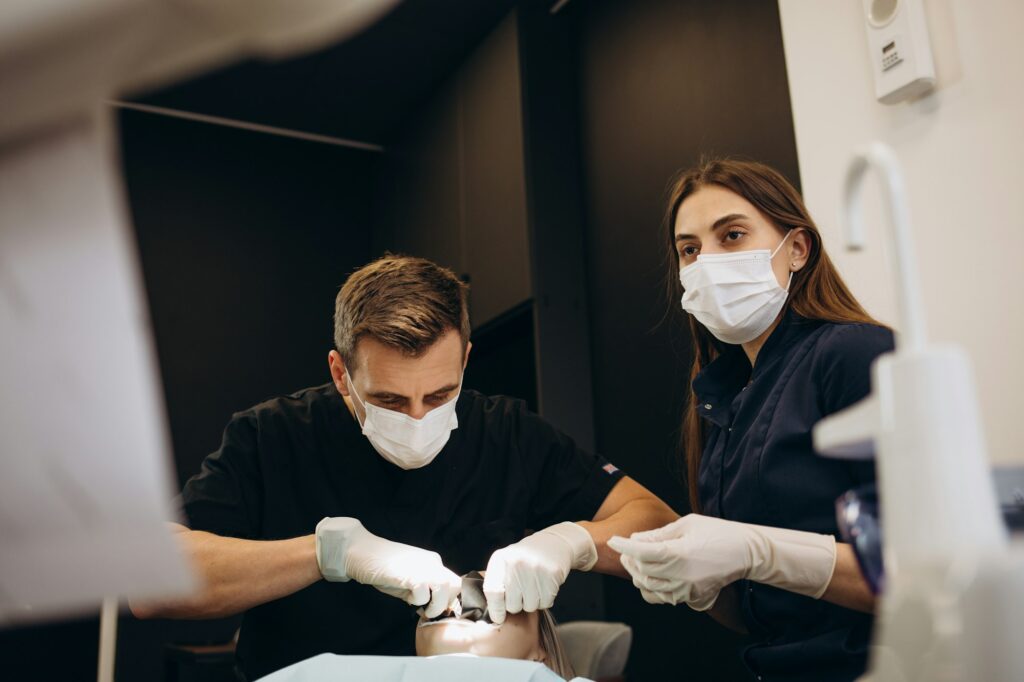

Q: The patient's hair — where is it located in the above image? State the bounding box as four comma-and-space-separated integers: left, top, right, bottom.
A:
538, 610, 574, 679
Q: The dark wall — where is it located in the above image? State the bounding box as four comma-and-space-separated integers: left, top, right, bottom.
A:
373, 12, 533, 329
120, 109, 377, 490
462, 301, 538, 413
574, 0, 801, 679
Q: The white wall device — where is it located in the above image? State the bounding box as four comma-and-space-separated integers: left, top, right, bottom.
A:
861, 0, 936, 104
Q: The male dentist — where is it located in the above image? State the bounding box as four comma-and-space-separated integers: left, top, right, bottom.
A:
132, 255, 677, 680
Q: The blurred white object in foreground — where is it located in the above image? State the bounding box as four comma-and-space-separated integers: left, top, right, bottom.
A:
0, 0, 398, 625
814, 142, 1024, 681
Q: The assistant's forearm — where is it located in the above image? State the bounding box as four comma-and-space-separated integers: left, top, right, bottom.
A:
820, 542, 876, 613
130, 524, 321, 620
706, 583, 748, 633
579, 499, 679, 577
707, 543, 872, 630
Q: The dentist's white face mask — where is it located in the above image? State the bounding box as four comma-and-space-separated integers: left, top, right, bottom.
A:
345, 369, 461, 470
679, 230, 794, 345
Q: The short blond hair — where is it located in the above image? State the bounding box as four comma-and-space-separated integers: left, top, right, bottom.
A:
333, 255, 470, 370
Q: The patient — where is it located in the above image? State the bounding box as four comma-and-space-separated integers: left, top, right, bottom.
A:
415, 572, 574, 678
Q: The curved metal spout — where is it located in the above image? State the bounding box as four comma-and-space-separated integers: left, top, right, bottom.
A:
842, 143, 926, 352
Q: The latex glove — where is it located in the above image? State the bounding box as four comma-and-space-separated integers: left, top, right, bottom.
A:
607, 514, 836, 611
316, 517, 461, 618
483, 522, 597, 624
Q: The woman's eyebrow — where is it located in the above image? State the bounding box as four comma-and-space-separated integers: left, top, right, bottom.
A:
676, 213, 751, 242
710, 213, 750, 231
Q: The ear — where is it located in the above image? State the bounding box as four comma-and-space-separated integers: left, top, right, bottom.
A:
463, 341, 473, 371
327, 350, 350, 397
788, 228, 813, 272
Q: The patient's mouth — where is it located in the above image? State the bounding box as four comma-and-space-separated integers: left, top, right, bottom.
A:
418, 570, 494, 625
417, 617, 498, 629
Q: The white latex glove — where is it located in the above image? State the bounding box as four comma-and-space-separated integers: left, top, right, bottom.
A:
483, 521, 598, 624
607, 514, 836, 611
315, 517, 461, 618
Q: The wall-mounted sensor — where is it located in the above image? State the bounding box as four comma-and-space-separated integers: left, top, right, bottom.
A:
862, 0, 936, 104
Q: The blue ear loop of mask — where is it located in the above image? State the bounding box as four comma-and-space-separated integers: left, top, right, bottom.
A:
835, 484, 884, 594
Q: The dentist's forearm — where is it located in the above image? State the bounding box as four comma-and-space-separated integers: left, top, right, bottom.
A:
129, 523, 321, 620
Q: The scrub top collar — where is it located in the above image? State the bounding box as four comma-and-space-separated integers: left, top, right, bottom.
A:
692, 309, 817, 428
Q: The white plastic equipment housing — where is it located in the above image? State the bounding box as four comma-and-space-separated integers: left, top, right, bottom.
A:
861, 0, 936, 104
813, 143, 1017, 681
814, 143, 1005, 562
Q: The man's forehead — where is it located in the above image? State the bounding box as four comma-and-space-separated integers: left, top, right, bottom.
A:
351, 334, 463, 394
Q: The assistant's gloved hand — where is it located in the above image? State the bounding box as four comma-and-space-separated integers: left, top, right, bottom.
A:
607, 514, 836, 611
315, 517, 461, 618
483, 521, 597, 624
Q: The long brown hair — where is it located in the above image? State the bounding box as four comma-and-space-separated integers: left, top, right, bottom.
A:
665, 158, 883, 512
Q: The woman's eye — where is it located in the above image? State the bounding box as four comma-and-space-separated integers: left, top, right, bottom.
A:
681, 245, 700, 257
725, 230, 744, 242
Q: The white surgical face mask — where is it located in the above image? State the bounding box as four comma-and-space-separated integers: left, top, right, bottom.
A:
345, 369, 461, 470
679, 230, 794, 345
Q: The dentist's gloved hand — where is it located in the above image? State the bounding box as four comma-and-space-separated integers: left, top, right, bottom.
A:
607, 514, 836, 611
315, 517, 461, 618
483, 522, 597, 624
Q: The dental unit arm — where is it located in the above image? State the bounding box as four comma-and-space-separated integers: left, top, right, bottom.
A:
812, 142, 1024, 680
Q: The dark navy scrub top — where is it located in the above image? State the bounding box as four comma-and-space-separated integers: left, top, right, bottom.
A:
694, 310, 894, 682
180, 385, 624, 681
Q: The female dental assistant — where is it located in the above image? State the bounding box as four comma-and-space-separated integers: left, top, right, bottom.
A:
608, 159, 894, 682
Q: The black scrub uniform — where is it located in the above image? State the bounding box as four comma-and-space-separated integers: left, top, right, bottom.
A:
694, 311, 894, 682
180, 385, 623, 681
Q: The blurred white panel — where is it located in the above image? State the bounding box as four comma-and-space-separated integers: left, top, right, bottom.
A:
0, 110, 194, 624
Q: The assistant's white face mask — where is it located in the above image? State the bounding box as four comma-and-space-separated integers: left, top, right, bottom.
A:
679, 230, 794, 345
345, 369, 461, 470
